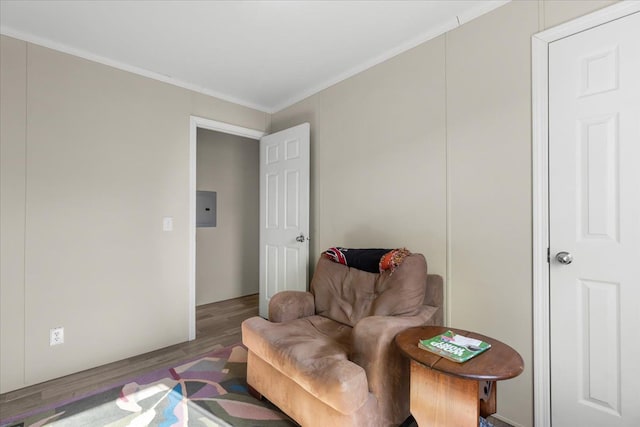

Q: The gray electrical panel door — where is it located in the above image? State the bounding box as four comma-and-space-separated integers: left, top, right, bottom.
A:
196, 191, 217, 227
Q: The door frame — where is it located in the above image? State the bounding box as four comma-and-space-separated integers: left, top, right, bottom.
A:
531, 3, 640, 426
188, 116, 266, 340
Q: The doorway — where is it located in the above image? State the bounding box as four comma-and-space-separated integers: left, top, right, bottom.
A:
532, 3, 640, 426
196, 129, 259, 306
188, 117, 265, 340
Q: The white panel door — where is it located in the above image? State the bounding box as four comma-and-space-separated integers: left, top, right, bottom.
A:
259, 123, 310, 318
549, 12, 640, 426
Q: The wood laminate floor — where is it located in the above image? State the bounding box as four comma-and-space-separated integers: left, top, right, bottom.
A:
0, 294, 258, 421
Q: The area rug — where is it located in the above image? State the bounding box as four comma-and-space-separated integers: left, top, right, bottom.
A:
1, 344, 296, 427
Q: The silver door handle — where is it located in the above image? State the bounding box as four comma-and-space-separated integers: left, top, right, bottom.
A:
296, 234, 308, 243
556, 251, 573, 265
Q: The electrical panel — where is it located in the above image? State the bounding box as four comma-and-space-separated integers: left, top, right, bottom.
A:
196, 191, 217, 227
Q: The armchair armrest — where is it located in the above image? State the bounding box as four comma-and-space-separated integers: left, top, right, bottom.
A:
268, 291, 315, 323
350, 308, 432, 425
424, 274, 443, 307
424, 274, 444, 325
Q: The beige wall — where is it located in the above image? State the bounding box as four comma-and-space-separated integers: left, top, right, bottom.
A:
271, 1, 615, 425
1, 35, 28, 393
270, 38, 448, 279
196, 129, 259, 305
0, 35, 269, 393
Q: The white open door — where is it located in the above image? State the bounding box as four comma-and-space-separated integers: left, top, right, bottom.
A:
549, 11, 640, 426
259, 123, 310, 318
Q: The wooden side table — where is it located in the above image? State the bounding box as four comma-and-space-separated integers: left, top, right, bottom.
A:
395, 326, 524, 427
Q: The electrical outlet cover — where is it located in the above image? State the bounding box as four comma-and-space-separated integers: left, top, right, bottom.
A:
50, 327, 64, 346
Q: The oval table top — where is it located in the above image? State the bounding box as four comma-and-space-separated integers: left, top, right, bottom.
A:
395, 325, 524, 381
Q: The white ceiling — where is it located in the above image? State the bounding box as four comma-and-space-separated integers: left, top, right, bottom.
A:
0, 0, 508, 113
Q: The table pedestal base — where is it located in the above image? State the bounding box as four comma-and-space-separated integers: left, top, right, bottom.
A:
409, 360, 497, 427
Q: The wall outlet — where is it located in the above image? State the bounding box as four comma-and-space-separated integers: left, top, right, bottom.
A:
50, 327, 64, 346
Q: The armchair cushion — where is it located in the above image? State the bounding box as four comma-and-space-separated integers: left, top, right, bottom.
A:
242, 315, 368, 414
311, 253, 427, 327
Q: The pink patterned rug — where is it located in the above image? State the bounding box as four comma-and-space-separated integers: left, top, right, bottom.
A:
1, 344, 296, 427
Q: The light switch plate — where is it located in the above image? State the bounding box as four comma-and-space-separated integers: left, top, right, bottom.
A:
163, 216, 173, 231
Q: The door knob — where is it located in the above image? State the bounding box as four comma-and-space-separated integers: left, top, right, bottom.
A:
296, 234, 307, 243
556, 251, 573, 265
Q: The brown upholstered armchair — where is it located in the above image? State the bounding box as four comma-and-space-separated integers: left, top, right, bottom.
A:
241, 253, 443, 427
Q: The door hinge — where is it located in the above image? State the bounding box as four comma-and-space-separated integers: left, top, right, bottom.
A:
547, 247, 550, 263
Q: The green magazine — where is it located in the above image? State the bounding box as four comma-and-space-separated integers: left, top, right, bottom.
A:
418, 330, 491, 363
